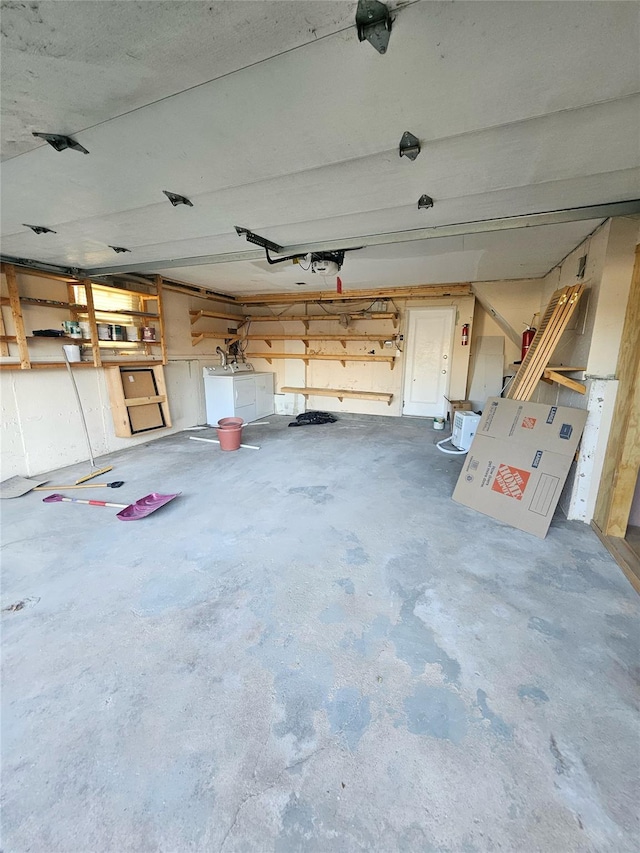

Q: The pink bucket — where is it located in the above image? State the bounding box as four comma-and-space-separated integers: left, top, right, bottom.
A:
218, 417, 244, 428
217, 424, 243, 451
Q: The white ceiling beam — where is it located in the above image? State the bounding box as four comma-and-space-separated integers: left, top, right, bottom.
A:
82, 201, 640, 275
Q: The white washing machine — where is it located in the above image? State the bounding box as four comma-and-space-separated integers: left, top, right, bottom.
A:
203, 365, 275, 425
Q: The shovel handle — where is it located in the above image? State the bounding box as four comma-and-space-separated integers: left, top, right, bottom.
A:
53, 496, 127, 508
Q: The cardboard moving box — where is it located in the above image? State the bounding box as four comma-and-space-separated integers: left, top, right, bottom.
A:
452, 397, 587, 537
446, 398, 472, 423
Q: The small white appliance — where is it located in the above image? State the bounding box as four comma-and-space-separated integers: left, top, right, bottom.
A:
451, 411, 481, 451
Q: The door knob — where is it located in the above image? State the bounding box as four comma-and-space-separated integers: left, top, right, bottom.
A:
442, 370, 447, 374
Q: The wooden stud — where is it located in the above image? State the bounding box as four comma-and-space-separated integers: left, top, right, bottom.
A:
543, 369, 586, 394
4, 264, 30, 369
239, 283, 471, 305
122, 395, 167, 407
155, 275, 168, 366
189, 308, 244, 323
594, 244, 640, 539
243, 311, 400, 324
0, 306, 9, 357
82, 279, 102, 367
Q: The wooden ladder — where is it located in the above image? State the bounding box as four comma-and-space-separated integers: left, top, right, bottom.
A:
506, 283, 584, 401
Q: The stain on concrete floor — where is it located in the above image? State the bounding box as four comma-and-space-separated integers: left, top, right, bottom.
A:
1, 415, 639, 851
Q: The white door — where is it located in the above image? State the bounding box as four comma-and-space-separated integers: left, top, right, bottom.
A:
402, 307, 455, 417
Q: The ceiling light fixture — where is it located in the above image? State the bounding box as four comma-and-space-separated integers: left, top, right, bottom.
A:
356, 0, 392, 54
32, 133, 89, 154
109, 246, 131, 254
23, 224, 57, 235
418, 194, 434, 210
163, 191, 193, 207
399, 131, 421, 161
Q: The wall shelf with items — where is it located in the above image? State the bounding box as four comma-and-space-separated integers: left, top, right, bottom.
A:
0, 264, 167, 370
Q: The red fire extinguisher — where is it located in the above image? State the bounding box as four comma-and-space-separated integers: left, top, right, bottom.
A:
521, 326, 536, 361
461, 323, 469, 346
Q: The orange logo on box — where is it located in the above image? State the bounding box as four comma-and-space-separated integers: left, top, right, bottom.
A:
492, 463, 530, 500
522, 416, 536, 429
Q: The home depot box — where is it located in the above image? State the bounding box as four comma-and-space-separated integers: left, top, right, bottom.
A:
452, 397, 587, 537
477, 397, 587, 453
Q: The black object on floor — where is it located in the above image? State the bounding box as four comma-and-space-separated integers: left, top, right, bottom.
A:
288, 411, 338, 427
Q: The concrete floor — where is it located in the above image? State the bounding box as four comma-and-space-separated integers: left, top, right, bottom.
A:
2, 415, 639, 852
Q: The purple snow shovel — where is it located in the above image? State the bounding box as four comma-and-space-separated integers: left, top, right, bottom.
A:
43, 492, 181, 521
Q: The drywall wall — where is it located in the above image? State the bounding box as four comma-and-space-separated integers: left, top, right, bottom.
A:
0, 271, 243, 477
246, 295, 474, 418
531, 217, 640, 522
471, 279, 543, 370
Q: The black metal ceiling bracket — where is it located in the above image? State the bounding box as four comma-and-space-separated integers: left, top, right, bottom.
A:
265, 248, 306, 265
418, 194, 434, 210
356, 0, 392, 54
399, 131, 421, 161
23, 224, 57, 235
109, 246, 131, 254
32, 133, 89, 154
163, 191, 194, 207
235, 226, 284, 254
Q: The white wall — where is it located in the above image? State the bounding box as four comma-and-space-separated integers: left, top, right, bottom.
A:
471, 279, 544, 370
531, 217, 640, 522
248, 295, 475, 418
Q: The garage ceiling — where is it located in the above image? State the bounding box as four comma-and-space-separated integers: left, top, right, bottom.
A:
1, 0, 639, 295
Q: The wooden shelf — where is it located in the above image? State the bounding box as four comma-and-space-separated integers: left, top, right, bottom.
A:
90, 308, 159, 319
0, 360, 95, 370
249, 352, 396, 369
97, 339, 161, 345
0, 264, 167, 371
190, 309, 243, 324
191, 331, 237, 347
541, 366, 587, 394
0, 359, 164, 371
28, 335, 90, 342
281, 386, 394, 405
230, 333, 392, 349
19, 297, 87, 310
244, 311, 399, 328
